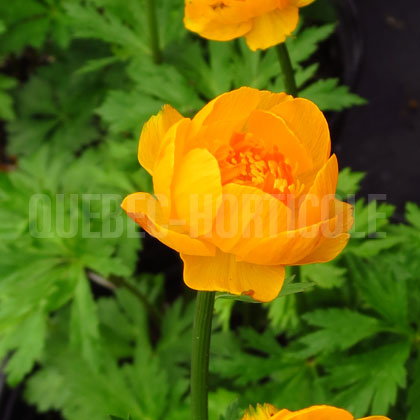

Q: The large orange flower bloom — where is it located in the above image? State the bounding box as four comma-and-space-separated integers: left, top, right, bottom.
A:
122, 87, 353, 302
242, 403, 390, 420
184, 0, 315, 50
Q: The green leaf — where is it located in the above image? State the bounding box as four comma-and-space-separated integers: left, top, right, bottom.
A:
25, 348, 145, 420
337, 168, 365, 196
346, 255, 409, 326
218, 398, 241, 420
70, 267, 102, 369
287, 23, 336, 64
301, 262, 347, 289
407, 355, 420, 420
0, 0, 70, 54
239, 328, 282, 356
327, 341, 410, 417
350, 198, 395, 239
66, 0, 184, 62
233, 40, 279, 90
124, 346, 171, 420
26, 296, 190, 420
405, 202, 420, 230
214, 298, 235, 332
0, 311, 46, 385
127, 59, 204, 115
300, 78, 366, 111
157, 298, 194, 378
206, 41, 236, 96
266, 294, 299, 335
7, 51, 107, 156
96, 89, 162, 134
0, 75, 18, 121
215, 276, 313, 303
77, 56, 121, 74
346, 236, 404, 258
64, 2, 149, 55
278, 278, 315, 296
298, 308, 384, 356
0, 142, 143, 386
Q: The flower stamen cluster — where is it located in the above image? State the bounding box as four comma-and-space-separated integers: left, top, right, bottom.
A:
218, 132, 302, 200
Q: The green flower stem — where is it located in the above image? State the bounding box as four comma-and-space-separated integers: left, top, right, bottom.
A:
276, 43, 298, 97
145, 0, 162, 64
191, 291, 215, 420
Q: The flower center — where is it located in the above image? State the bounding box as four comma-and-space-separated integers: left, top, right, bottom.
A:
217, 132, 302, 199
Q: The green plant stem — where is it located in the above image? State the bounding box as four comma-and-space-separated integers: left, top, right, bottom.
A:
87, 270, 162, 323
115, 276, 162, 323
145, 0, 162, 64
291, 265, 301, 283
276, 43, 298, 97
191, 291, 215, 420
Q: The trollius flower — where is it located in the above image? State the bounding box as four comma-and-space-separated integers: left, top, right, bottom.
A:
184, 0, 316, 50
122, 87, 353, 302
242, 403, 391, 420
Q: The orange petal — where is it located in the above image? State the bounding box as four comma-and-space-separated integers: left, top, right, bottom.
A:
172, 148, 222, 237
181, 249, 285, 302
273, 410, 293, 420
192, 87, 264, 130
153, 118, 192, 218
121, 192, 215, 256
270, 98, 331, 170
138, 105, 183, 175
247, 110, 313, 174
209, 183, 291, 253
232, 195, 352, 266
243, 0, 288, 16
294, 199, 353, 264
298, 154, 338, 227
294, 232, 350, 264
185, 16, 252, 42
281, 405, 353, 420
231, 215, 336, 266
245, 5, 299, 51
257, 91, 292, 111
292, 0, 316, 6
190, 89, 292, 153
184, 0, 253, 42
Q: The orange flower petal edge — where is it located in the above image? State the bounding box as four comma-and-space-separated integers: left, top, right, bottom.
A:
122, 87, 353, 302
184, 0, 316, 50
241, 404, 391, 420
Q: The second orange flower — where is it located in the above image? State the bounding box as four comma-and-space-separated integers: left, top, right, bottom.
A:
184, 0, 316, 50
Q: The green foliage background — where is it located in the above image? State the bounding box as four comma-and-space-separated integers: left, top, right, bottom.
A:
0, 1, 418, 420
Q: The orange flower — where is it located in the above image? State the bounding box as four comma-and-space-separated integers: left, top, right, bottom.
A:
122, 87, 353, 302
184, 0, 315, 50
241, 403, 391, 420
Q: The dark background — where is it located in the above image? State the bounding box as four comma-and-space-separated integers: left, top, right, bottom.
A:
336, 0, 420, 216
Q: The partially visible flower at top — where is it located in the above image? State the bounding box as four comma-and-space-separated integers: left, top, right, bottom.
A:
122, 87, 353, 302
242, 403, 391, 420
184, 0, 315, 51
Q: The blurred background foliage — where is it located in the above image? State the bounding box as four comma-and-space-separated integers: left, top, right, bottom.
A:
0, 1, 418, 420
